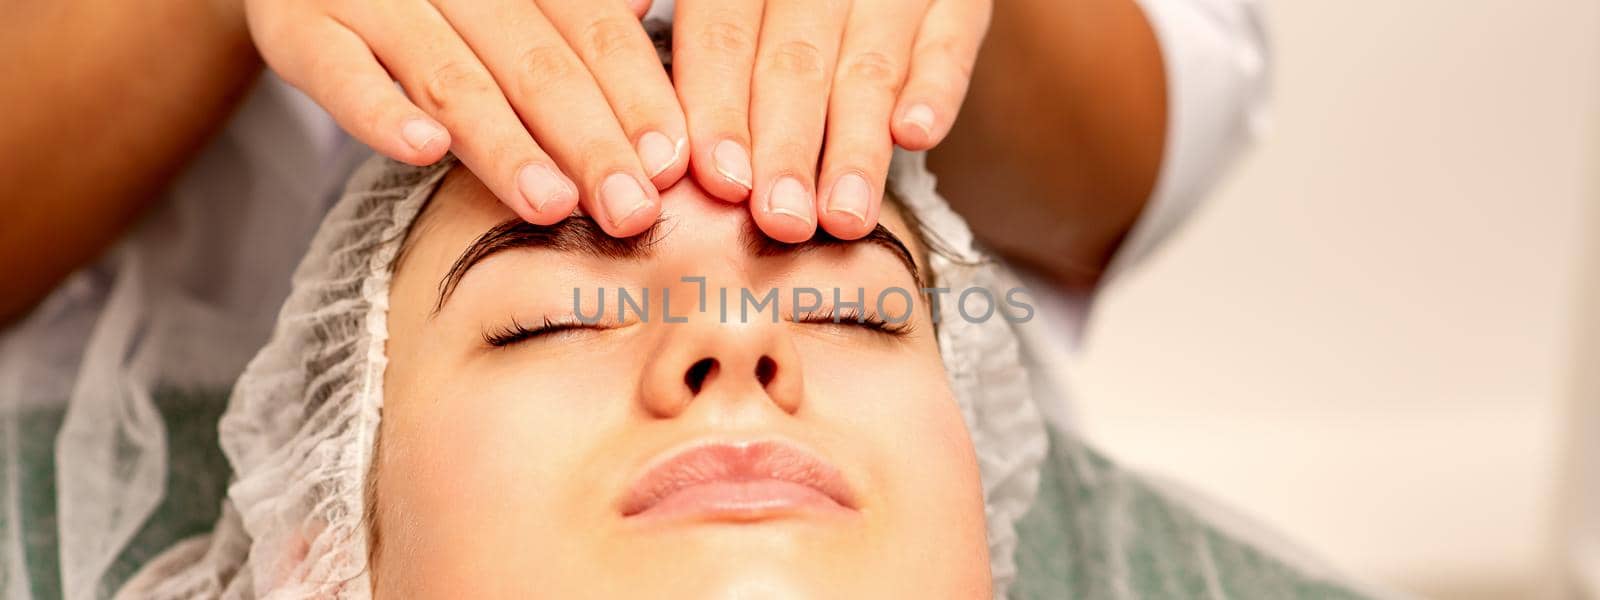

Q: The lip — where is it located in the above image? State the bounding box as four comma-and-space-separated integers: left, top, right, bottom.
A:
619, 440, 858, 522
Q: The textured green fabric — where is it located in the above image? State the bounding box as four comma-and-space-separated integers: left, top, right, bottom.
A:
21, 393, 1371, 599
19, 388, 231, 600
1011, 427, 1371, 599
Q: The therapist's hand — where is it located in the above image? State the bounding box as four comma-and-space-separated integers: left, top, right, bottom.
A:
246, 0, 680, 236
673, 0, 993, 242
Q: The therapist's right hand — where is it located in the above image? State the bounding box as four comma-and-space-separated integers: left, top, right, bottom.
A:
246, 0, 679, 236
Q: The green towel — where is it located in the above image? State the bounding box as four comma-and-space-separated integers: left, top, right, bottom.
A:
1011, 427, 1372, 599
17, 394, 1372, 599
17, 388, 232, 599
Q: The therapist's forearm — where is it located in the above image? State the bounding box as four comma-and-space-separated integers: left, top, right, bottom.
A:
928, 0, 1166, 292
0, 1, 260, 325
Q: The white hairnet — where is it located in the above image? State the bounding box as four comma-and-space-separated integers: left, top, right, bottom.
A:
115, 150, 1050, 599
0, 75, 363, 600
13, 4, 1378, 597
116, 144, 1389, 598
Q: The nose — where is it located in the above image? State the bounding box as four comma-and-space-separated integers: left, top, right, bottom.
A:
636, 304, 805, 419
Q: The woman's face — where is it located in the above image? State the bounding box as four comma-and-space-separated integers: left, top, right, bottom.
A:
379, 168, 989, 598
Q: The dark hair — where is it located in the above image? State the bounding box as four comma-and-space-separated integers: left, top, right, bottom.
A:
362, 163, 988, 569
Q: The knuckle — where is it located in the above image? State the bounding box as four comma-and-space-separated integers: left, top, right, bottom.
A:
835, 135, 894, 166
514, 44, 582, 91
581, 16, 642, 61
841, 50, 903, 90
421, 60, 496, 114
702, 105, 748, 132
358, 100, 392, 140
288, 47, 338, 94
615, 97, 672, 126
832, 120, 894, 147
693, 20, 755, 55
924, 37, 975, 81
766, 140, 814, 165
951, 54, 976, 83
255, 24, 317, 81
252, 22, 293, 63
762, 40, 827, 80
326, 73, 371, 117
575, 139, 624, 176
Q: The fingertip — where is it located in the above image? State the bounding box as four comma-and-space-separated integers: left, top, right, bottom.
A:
708, 138, 755, 198
650, 168, 688, 191
397, 118, 451, 164
893, 103, 943, 150
602, 201, 662, 237
626, 0, 653, 20
392, 151, 445, 168
516, 163, 580, 225
508, 193, 561, 226
524, 193, 579, 226
640, 133, 690, 190
596, 172, 661, 237
504, 194, 545, 226
698, 178, 752, 203
754, 210, 817, 244
388, 138, 451, 167
818, 214, 872, 240
754, 176, 817, 243
695, 171, 753, 203
818, 172, 877, 240
892, 129, 936, 152
690, 141, 754, 203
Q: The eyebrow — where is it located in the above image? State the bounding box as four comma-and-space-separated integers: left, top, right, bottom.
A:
433, 218, 922, 313
740, 221, 922, 289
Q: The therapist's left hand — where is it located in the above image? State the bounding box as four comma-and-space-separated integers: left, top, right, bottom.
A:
671, 0, 993, 243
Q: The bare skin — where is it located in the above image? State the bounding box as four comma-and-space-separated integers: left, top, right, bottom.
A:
376, 168, 992, 598
930, 0, 1167, 292
0, 0, 1165, 324
0, 0, 259, 325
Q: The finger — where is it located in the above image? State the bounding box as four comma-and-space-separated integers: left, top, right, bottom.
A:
626, 0, 653, 19
673, 0, 763, 202
893, 0, 993, 150
538, 0, 689, 189
818, 0, 928, 239
748, 0, 851, 243
346, 2, 580, 225
433, 0, 661, 236
255, 13, 450, 167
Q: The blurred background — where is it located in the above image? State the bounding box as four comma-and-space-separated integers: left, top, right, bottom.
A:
1071, 1, 1600, 598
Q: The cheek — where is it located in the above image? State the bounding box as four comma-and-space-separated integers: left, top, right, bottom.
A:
798, 339, 983, 509
797, 344, 990, 591
375, 351, 638, 588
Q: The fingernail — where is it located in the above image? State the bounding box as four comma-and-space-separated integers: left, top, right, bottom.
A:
903, 104, 936, 139
637, 131, 680, 179
600, 172, 652, 228
713, 139, 753, 190
767, 177, 813, 225
401, 118, 446, 153
517, 164, 577, 214
827, 173, 871, 227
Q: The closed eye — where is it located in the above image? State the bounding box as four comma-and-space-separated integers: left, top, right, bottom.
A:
485, 308, 912, 348
794, 308, 914, 337
483, 316, 606, 348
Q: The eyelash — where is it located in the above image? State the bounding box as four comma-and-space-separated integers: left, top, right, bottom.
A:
483, 308, 912, 348
483, 317, 600, 347
796, 308, 914, 337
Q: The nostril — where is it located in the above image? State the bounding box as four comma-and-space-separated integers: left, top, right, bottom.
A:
755, 356, 777, 387
685, 358, 717, 394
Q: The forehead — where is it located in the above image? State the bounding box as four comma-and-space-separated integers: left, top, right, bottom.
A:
398, 166, 929, 277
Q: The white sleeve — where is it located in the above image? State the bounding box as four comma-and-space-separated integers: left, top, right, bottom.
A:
1024, 0, 1270, 348
1101, 0, 1273, 285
